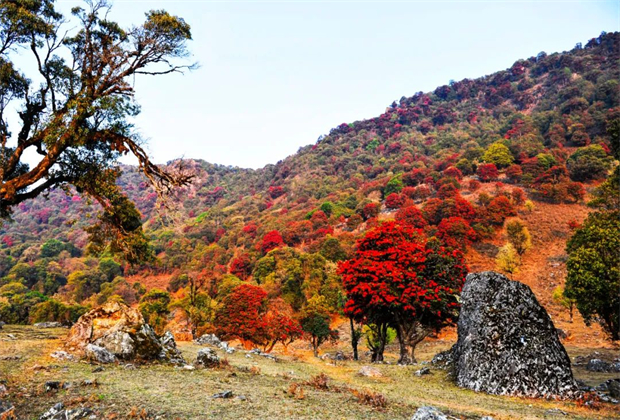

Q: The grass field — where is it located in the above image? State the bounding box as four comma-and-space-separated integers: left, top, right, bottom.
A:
1, 325, 618, 420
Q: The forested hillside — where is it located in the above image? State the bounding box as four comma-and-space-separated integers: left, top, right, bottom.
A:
1, 32, 618, 348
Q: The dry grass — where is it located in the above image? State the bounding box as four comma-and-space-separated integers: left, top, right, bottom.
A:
1, 326, 618, 420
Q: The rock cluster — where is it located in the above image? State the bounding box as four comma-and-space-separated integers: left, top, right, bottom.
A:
451, 271, 577, 398
65, 301, 184, 364
194, 333, 235, 354
39, 402, 94, 419
195, 347, 220, 367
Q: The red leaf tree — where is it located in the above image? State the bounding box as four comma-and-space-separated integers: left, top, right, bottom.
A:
261, 230, 284, 253
214, 284, 268, 348
338, 221, 468, 364
477, 163, 499, 182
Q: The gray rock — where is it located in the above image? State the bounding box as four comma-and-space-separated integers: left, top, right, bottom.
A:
66, 301, 184, 365
45, 381, 61, 392
39, 402, 94, 420
415, 367, 431, 376
0, 321, 4, 329
607, 379, 620, 399
452, 272, 577, 398
212, 390, 234, 399
84, 344, 116, 364
159, 331, 185, 365
34, 322, 63, 328
586, 358, 620, 373
195, 333, 221, 346
50, 351, 76, 362
196, 348, 220, 368
411, 406, 455, 420
358, 366, 383, 377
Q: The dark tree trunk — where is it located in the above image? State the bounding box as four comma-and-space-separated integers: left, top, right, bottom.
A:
367, 322, 389, 363
350, 317, 359, 361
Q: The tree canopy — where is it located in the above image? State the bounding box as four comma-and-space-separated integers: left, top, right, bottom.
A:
0, 0, 194, 263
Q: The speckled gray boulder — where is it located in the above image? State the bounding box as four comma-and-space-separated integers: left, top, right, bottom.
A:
453, 271, 577, 398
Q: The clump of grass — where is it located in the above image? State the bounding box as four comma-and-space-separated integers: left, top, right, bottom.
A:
350, 388, 388, 409
306, 373, 330, 391
287, 382, 305, 400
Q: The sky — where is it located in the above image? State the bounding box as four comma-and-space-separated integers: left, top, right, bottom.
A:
42, 1, 620, 168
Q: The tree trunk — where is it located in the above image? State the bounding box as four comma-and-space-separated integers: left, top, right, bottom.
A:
395, 319, 430, 364
350, 318, 359, 361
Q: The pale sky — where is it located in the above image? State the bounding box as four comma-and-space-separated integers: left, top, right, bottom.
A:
45, 1, 620, 168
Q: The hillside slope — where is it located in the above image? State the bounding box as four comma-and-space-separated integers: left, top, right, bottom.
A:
0, 32, 618, 348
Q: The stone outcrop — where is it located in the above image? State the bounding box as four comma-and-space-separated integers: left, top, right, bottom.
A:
84, 344, 116, 364
451, 271, 577, 398
195, 347, 220, 367
65, 301, 184, 364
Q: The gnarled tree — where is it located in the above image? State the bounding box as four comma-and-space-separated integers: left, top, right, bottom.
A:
0, 0, 194, 263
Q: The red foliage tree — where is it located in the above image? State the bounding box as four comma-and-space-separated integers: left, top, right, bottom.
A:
506, 164, 523, 183
477, 163, 499, 182
268, 186, 285, 199
395, 206, 428, 228
511, 188, 526, 206
339, 221, 468, 364
436, 217, 477, 249
214, 284, 268, 348
230, 253, 252, 280
362, 202, 381, 220
242, 223, 258, 238
484, 196, 516, 225
423, 196, 476, 225
443, 166, 463, 180
385, 193, 406, 209
437, 183, 458, 199
263, 312, 303, 352
261, 230, 284, 253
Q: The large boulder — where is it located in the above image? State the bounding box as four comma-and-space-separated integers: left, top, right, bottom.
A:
452, 272, 577, 398
65, 301, 184, 364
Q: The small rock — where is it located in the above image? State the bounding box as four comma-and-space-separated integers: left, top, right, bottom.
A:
124, 364, 136, 370
34, 322, 63, 328
358, 366, 383, 378
50, 351, 75, 362
45, 381, 61, 392
411, 406, 454, 420
84, 344, 116, 364
0, 321, 5, 329
62, 382, 73, 390
81, 379, 97, 387
480, 417, 496, 420
91, 366, 104, 373
195, 333, 221, 346
196, 348, 220, 368
6, 334, 16, 340
182, 365, 196, 371
39, 402, 94, 420
607, 379, 620, 399
415, 367, 431, 376
212, 390, 234, 399
236, 395, 247, 401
